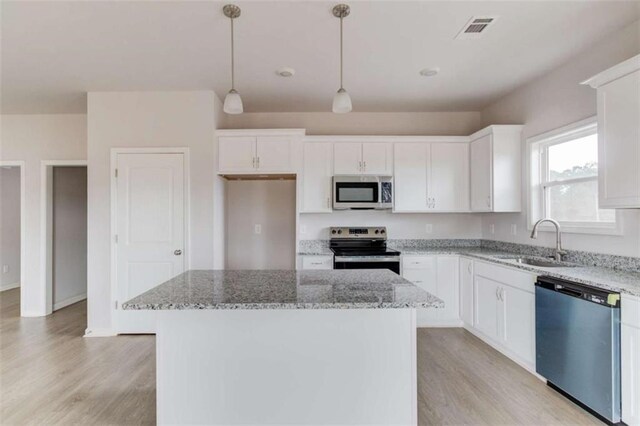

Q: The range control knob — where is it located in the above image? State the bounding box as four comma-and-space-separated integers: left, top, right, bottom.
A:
331, 229, 337, 234
337, 229, 342, 234
374, 229, 380, 234
380, 229, 386, 234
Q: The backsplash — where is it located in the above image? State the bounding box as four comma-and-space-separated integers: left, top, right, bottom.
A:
299, 238, 640, 272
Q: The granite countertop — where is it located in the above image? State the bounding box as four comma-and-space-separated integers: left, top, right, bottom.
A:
398, 247, 640, 297
122, 269, 444, 310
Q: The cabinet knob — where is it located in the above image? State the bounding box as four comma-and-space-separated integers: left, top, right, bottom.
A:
174, 249, 182, 256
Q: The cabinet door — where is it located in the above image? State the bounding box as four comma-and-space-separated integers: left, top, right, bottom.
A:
502, 285, 535, 365
256, 136, 292, 172
598, 71, 640, 208
218, 136, 256, 172
459, 258, 474, 326
474, 275, 499, 340
402, 257, 437, 326
302, 143, 333, 212
622, 323, 640, 425
362, 143, 392, 175
393, 143, 428, 212
430, 143, 470, 211
436, 256, 459, 322
333, 143, 362, 175
470, 134, 492, 212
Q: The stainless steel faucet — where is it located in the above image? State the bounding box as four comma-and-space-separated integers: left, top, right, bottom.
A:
530, 218, 567, 262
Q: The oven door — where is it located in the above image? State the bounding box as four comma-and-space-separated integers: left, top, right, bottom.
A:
334, 256, 400, 275
333, 180, 380, 210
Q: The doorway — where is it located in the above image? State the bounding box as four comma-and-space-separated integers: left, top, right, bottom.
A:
0, 165, 22, 293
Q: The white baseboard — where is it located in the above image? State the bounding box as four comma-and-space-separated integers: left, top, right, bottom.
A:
84, 328, 117, 337
418, 319, 464, 328
0, 282, 20, 292
53, 293, 87, 311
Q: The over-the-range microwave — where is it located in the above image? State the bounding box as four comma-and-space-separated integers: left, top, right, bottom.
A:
333, 175, 393, 210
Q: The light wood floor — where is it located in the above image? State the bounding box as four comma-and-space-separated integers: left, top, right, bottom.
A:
1, 288, 601, 425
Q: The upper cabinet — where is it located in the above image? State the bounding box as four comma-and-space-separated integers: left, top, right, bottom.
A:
394, 140, 469, 212
334, 142, 392, 175
301, 142, 333, 213
469, 125, 523, 212
216, 130, 305, 175
583, 55, 640, 209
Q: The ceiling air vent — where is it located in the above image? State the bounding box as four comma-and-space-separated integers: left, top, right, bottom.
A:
455, 16, 498, 39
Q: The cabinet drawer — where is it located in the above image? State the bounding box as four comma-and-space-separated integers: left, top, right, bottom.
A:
301, 255, 333, 270
622, 294, 640, 328
474, 261, 535, 294
402, 256, 434, 270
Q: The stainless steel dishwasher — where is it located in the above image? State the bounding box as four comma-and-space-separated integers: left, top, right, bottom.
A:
535, 276, 621, 424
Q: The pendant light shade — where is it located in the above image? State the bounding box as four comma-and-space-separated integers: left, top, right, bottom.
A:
332, 4, 352, 113
224, 89, 243, 114
223, 4, 243, 114
332, 88, 352, 114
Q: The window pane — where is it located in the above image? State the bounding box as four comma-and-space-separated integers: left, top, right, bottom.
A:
548, 179, 615, 223
548, 134, 598, 180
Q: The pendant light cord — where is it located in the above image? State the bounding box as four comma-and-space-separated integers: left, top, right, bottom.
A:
339, 15, 344, 90
230, 16, 235, 90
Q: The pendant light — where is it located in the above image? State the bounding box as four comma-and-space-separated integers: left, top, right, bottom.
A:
332, 4, 352, 113
223, 4, 243, 114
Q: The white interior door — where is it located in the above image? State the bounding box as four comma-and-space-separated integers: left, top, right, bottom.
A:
116, 152, 185, 333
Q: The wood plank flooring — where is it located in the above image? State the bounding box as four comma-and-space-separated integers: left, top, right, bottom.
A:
0, 288, 602, 425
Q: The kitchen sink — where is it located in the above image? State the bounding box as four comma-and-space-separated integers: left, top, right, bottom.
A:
500, 257, 577, 268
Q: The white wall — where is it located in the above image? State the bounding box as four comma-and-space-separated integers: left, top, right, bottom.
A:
480, 20, 640, 257
226, 180, 296, 269
222, 112, 482, 136
86, 91, 220, 334
52, 166, 87, 310
0, 167, 21, 290
0, 114, 87, 315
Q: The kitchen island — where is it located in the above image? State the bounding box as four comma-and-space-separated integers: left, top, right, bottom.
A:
123, 269, 442, 425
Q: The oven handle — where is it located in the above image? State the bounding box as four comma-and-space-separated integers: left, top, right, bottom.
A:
334, 256, 400, 263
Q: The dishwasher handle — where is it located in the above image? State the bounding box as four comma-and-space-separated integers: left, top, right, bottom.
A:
555, 285, 583, 298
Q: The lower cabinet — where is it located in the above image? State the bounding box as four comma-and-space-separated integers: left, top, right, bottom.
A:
299, 255, 333, 270
472, 261, 536, 369
459, 257, 474, 326
402, 255, 460, 327
622, 294, 640, 425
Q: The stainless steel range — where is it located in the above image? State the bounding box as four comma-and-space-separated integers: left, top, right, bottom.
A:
330, 227, 400, 274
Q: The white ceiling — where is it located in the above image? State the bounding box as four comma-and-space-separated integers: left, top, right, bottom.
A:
2, 1, 639, 114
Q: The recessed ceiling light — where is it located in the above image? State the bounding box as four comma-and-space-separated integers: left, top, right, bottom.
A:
277, 67, 296, 77
419, 67, 440, 77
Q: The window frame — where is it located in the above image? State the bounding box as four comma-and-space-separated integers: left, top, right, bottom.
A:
527, 117, 622, 235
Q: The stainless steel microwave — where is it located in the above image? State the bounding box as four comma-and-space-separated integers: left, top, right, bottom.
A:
333, 176, 393, 210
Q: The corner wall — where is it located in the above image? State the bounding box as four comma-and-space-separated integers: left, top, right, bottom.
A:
479, 20, 640, 257
86, 91, 220, 334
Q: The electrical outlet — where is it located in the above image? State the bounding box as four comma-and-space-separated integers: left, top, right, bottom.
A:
510, 224, 517, 236
2, 265, 8, 274
489, 224, 495, 235
254, 224, 262, 234
425, 224, 433, 234
300, 225, 307, 234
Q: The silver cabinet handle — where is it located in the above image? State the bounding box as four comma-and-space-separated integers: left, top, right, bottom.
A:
363, 161, 367, 172
495, 287, 499, 300
467, 263, 472, 274
257, 157, 260, 169
252, 157, 256, 168
174, 250, 182, 256
358, 161, 362, 172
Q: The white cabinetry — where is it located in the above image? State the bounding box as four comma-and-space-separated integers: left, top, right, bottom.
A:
402, 255, 460, 326
334, 142, 392, 175
472, 261, 536, 369
459, 257, 474, 326
583, 55, 640, 208
622, 294, 640, 425
301, 142, 333, 213
300, 255, 333, 270
394, 141, 469, 212
469, 125, 523, 212
217, 130, 304, 174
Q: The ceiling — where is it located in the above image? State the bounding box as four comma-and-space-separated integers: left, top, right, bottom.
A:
1, 1, 639, 114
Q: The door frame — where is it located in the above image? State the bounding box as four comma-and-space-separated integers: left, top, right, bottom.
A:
0, 161, 25, 305
40, 160, 88, 315
110, 148, 190, 331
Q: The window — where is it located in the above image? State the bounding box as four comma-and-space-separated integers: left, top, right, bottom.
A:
529, 117, 619, 234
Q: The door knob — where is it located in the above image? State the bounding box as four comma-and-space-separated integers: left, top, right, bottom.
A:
174, 249, 182, 256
